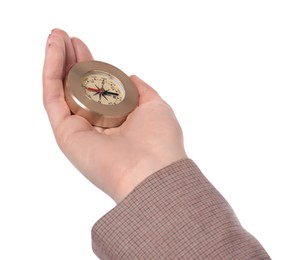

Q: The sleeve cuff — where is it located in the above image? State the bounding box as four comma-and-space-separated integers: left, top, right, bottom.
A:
91, 158, 270, 259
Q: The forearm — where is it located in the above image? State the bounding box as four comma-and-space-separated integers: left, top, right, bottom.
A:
91, 159, 270, 259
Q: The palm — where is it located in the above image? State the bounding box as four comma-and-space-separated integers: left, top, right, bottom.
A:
43, 29, 186, 202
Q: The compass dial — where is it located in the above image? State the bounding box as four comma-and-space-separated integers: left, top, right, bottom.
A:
82, 71, 125, 105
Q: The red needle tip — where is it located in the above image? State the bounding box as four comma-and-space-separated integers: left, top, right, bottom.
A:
85, 87, 103, 93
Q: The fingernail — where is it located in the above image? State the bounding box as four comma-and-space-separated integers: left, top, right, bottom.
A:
46, 34, 53, 49
51, 28, 61, 33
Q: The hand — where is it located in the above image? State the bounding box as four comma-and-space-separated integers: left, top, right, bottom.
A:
43, 29, 187, 203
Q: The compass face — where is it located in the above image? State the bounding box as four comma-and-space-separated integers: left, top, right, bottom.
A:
82, 71, 125, 105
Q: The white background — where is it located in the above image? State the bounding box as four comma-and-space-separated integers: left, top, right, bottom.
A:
0, 1, 296, 259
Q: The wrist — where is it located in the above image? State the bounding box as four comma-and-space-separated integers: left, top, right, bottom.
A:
113, 153, 187, 203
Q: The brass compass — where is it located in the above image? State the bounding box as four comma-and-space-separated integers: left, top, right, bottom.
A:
64, 60, 139, 128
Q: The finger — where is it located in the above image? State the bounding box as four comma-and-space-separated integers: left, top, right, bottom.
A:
51, 29, 77, 74
130, 75, 160, 104
71, 37, 94, 61
43, 33, 70, 130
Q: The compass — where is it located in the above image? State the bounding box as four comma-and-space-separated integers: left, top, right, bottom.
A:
64, 60, 139, 128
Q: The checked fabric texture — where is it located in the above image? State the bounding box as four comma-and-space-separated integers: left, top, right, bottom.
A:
92, 159, 270, 259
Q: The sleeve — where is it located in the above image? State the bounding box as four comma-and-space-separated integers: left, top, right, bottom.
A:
91, 159, 270, 259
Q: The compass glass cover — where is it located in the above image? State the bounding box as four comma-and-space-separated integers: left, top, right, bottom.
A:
82, 71, 126, 105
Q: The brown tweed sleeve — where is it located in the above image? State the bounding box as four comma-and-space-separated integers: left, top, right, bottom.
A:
91, 159, 270, 259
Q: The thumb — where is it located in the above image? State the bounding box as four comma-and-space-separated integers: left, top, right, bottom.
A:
130, 75, 161, 104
